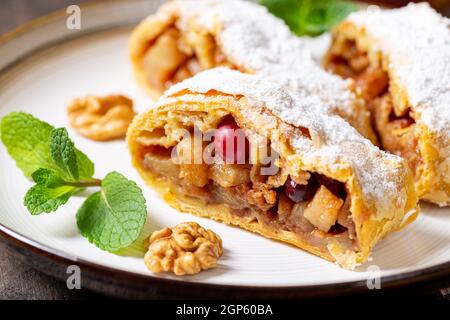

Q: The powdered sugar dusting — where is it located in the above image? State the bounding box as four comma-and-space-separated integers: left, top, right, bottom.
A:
176, 0, 311, 71
348, 3, 450, 136
165, 0, 358, 119
264, 65, 358, 124
163, 68, 409, 216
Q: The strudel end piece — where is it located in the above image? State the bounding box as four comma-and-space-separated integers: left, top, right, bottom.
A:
325, 3, 450, 206
127, 68, 418, 269
129, 0, 376, 143
129, 0, 308, 97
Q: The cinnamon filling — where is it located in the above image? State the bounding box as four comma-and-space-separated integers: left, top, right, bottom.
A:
325, 39, 422, 178
141, 27, 235, 93
140, 121, 358, 253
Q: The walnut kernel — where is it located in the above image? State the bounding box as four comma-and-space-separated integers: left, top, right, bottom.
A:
67, 95, 136, 141
144, 222, 223, 276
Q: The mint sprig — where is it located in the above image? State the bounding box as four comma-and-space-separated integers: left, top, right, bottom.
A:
1, 112, 146, 252
77, 172, 147, 252
0, 112, 94, 179
260, 0, 358, 37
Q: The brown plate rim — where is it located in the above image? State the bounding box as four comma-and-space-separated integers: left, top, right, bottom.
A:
2, 213, 450, 298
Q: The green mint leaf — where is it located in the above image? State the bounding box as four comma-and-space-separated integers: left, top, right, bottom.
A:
1, 112, 55, 177
0, 112, 95, 179
31, 168, 66, 187
50, 128, 79, 181
76, 171, 147, 252
76, 149, 95, 180
299, 0, 358, 36
24, 183, 80, 215
261, 0, 358, 36
26, 168, 82, 215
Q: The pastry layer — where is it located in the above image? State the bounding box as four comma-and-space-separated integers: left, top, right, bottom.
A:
129, 0, 377, 143
325, 3, 450, 206
129, 0, 308, 96
127, 68, 418, 269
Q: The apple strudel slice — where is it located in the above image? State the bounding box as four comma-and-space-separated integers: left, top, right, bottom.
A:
129, 0, 308, 97
127, 68, 418, 269
129, 0, 376, 143
325, 3, 450, 206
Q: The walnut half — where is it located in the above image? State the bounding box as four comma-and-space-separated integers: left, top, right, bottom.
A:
144, 222, 223, 276
67, 95, 136, 141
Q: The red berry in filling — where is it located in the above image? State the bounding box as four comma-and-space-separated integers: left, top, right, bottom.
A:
214, 117, 249, 164
284, 178, 316, 203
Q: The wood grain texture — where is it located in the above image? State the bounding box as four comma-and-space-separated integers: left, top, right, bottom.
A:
0, 242, 100, 300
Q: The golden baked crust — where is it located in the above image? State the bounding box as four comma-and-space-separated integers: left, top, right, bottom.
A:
325, 3, 450, 206
129, 0, 377, 144
127, 68, 418, 269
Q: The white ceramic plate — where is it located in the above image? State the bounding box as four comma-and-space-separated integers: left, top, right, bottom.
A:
0, 0, 449, 298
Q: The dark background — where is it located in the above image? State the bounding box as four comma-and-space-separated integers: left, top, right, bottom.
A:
0, 0, 449, 300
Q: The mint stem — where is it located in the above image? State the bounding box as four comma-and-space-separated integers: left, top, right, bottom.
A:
66, 178, 102, 188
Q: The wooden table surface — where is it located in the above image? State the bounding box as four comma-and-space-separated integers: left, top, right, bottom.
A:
0, 0, 449, 300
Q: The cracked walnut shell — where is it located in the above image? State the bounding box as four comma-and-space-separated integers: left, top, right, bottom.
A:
67, 95, 136, 141
144, 222, 223, 275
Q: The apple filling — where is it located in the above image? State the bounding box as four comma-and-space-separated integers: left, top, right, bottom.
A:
325, 38, 422, 178
141, 27, 235, 93
140, 117, 358, 252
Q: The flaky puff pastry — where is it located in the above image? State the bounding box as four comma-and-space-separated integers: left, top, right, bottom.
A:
129, 0, 377, 143
127, 68, 418, 269
129, 0, 308, 96
325, 3, 450, 206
